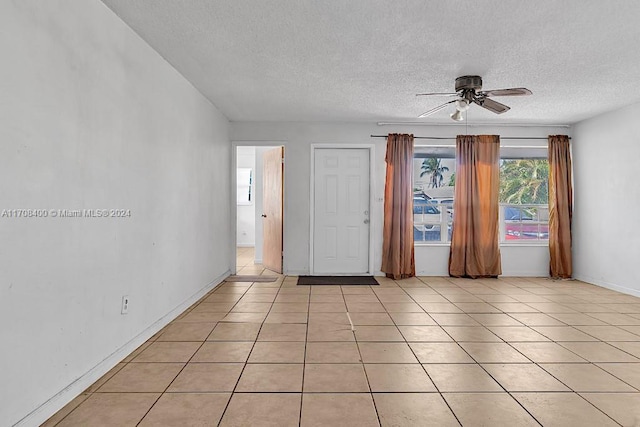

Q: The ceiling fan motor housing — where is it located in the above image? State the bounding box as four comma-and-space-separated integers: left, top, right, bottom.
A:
455, 75, 483, 92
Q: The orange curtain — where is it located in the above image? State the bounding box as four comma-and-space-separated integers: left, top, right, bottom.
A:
548, 135, 573, 278
449, 135, 502, 278
381, 133, 415, 279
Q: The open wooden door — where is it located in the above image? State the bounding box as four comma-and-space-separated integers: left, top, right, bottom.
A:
262, 147, 284, 273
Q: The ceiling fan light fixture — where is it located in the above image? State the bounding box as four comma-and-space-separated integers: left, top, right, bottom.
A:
455, 99, 470, 112
450, 110, 464, 121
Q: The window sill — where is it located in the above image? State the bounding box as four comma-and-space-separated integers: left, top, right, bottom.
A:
414, 242, 451, 247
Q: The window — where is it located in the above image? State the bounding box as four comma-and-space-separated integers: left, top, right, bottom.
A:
499, 156, 549, 243
412, 145, 550, 245
236, 168, 253, 205
413, 148, 455, 243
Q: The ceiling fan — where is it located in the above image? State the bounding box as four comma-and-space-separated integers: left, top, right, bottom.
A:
417, 75, 532, 121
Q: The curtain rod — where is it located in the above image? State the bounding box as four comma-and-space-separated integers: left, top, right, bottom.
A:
414, 144, 547, 149
376, 122, 571, 128
370, 135, 570, 140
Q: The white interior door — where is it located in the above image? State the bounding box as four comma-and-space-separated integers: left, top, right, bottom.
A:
313, 148, 370, 274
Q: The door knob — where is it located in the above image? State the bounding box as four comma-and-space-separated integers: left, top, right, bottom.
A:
261, 214, 267, 218
364, 219, 369, 224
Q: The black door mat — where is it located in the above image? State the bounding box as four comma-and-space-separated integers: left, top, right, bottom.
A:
297, 276, 379, 285
226, 275, 279, 282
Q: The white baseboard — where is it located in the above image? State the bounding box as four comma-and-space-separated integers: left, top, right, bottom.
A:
285, 269, 309, 276
254, 258, 262, 264
501, 271, 549, 277
415, 270, 449, 276
574, 274, 640, 298
236, 243, 255, 248
16, 270, 230, 427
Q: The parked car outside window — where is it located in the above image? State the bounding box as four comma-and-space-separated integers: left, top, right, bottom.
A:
413, 194, 451, 242
503, 205, 549, 240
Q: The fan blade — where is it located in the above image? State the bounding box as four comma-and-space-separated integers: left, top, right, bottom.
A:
480, 88, 532, 97
416, 92, 459, 97
473, 97, 510, 114
418, 100, 457, 118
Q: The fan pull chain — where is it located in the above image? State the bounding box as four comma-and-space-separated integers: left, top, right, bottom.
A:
465, 108, 469, 135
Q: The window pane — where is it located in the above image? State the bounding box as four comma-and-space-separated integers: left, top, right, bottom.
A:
499, 159, 549, 242
413, 153, 455, 244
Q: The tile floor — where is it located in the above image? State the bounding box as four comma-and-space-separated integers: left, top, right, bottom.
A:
44, 249, 640, 426
235, 246, 264, 276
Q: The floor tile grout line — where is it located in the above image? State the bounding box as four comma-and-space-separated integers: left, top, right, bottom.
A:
398, 314, 465, 426
570, 361, 640, 393
501, 393, 546, 427
134, 342, 208, 426
46, 393, 92, 427
396, 278, 524, 425
558, 392, 625, 427
298, 278, 313, 426
45, 270, 640, 426
466, 349, 548, 426
136, 277, 258, 427
53, 296, 228, 426
400, 279, 447, 326
409, 280, 586, 426
350, 285, 382, 427
482, 303, 639, 424
213, 278, 274, 427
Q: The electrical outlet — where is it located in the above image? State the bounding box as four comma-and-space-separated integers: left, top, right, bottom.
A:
121, 295, 130, 314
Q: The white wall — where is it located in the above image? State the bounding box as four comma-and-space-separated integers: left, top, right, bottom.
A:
572, 102, 640, 296
231, 122, 567, 276
0, 2, 231, 425
236, 146, 256, 247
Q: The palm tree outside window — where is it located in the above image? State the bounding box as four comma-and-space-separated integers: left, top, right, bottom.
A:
420, 158, 450, 188
413, 150, 456, 243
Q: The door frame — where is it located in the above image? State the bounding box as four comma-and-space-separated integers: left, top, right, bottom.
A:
231, 140, 287, 275
309, 144, 376, 275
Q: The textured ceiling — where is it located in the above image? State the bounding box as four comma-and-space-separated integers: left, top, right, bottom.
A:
101, 0, 640, 124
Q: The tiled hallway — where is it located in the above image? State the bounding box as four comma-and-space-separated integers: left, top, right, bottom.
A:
235, 247, 263, 275
44, 253, 640, 426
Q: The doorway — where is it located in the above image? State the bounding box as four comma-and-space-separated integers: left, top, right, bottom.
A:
311, 146, 373, 275
234, 144, 284, 275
